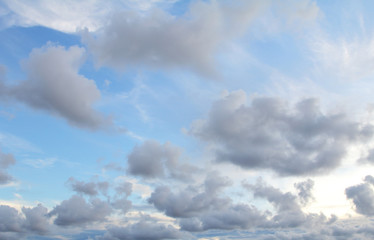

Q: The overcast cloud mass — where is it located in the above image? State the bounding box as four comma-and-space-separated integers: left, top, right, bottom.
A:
1, 0, 374, 239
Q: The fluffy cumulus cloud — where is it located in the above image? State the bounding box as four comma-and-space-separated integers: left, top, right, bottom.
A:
190, 90, 374, 176
127, 140, 197, 180
345, 175, 374, 216
0, 149, 16, 185
48, 195, 112, 226
0, 44, 110, 130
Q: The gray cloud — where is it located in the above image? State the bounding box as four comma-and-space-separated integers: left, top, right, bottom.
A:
82, 1, 269, 78
294, 179, 315, 206
190, 90, 374, 176
0, 204, 49, 236
345, 175, 374, 216
127, 140, 198, 180
180, 204, 267, 232
0, 149, 16, 185
115, 181, 132, 197
99, 216, 191, 240
148, 173, 231, 218
0, 205, 22, 232
22, 204, 49, 234
0, 44, 111, 130
67, 177, 109, 196
49, 195, 112, 226
244, 178, 328, 229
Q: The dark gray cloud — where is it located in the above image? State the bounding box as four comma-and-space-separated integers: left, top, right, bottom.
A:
294, 179, 315, 206
190, 90, 374, 176
98, 217, 191, 240
0, 44, 111, 130
0, 149, 16, 185
82, 1, 269, 78
127, 140, 198, 180
67, 177, 109, 196
49, 195, 112, 226
345, 175, 374, 216
148, 173, 231, 218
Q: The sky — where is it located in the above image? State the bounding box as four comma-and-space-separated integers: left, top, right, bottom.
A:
2, 0, 374, 239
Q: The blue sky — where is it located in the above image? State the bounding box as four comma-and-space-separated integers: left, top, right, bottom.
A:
1, 0, 374, 239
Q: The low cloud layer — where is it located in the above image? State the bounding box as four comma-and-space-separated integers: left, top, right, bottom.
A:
190, 90, 374, 176
0, 44, 110, 130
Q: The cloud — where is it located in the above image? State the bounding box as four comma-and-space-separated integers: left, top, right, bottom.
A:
67, 177, 109, 196
294, 179, 315, 206
127, 140, 198, 180
0, 205, 22, 232
82, 0, 269, 78
0, 0, 177, 32
190, 90, 374, 176
0, 44, 111, 130
148, 173, 231, 218
99, 216, 190, 240
48, 195, 112, 226
0, 149, 16, 185
244, 178, 329, 229
345, 175, 374, 216
0, 204, 49, 235
22, 204, 49, 234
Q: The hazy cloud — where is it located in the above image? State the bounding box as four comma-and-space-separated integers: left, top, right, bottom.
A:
100, 216, 190, 240
0, 149, 16, 185
190, 90, 374, 176
0, 44, 111, 130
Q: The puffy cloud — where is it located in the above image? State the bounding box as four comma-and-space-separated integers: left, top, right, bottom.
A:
0, 204, 49, 236
0, 205, 22, 232
127, 140, 198, 180
148, 173, 231, 218
67, 177, 109, 196
48, 195, 112, 226
190, 90, 374, 176
0, 149, 16, 185
345, 175, 374, 216
115, 181, 133, 197
22, 204, 49, 234
99, 217, 190, 240
0, 44, 111, 130
82, 0, 269, 78
181, 204, 267, 232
